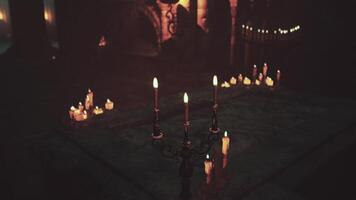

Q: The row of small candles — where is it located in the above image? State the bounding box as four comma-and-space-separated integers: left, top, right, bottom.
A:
68, 89, 115, 122
221, 63, 281, 88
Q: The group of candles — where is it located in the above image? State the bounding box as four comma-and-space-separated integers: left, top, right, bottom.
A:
68, 89, 115, 122
152, 75, 230, 181
221, 63, 281, 88
204, 131, 230, 183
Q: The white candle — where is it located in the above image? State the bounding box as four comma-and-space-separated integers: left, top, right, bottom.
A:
87, 89, 94, 107
153, 77, 159, 109
230, 77, 237, 85
105, 99, 114, 110
263, 63, 268, 78
93, 106, 104, 115
85, 95, 90, 110
238, 74, 243, 83
184, 92, 189, 123
78, 102, 84, 112
204, 154, 213, 175
222, 131, 230, 155
276, 70, 281, 82
265, 77, 274, 87
69, 106, 76, 119
213, 75, 218, 105
258, 73, 263, 82
243, 77, 251, 85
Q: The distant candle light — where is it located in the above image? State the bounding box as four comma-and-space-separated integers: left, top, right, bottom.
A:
153, 77, 158, 89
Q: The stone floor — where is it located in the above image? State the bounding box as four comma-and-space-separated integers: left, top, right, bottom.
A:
3, 84, 356, 200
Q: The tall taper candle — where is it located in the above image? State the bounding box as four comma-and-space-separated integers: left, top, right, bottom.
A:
213, 75, 218, 105
252, 64, 257, 81
276, 70, 281, 83
153, 77, 159, 109
184, 92, 189, 123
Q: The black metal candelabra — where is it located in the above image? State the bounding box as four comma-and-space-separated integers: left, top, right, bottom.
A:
152, 108, 164, 140
209, 104, 220, 135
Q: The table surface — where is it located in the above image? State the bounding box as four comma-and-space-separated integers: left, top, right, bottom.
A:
15, 86, 356, 200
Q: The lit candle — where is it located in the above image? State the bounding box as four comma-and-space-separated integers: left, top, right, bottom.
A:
222, 131, 230, 155
276, 70, 281, 83
83, 110, 88, 120
213, 75, 218, 105
255, 79, 261, 86
252, 64, 257, 81
265, 77, 274, 87
68, 106, 76, 119
93, 106, 104, 115
262, 63, 268, 79
229, 76, 237, 85
204, 154, 213, 175
78, 102, 84, 112
224, 81, 230, 88
243, 77, 251, 85
85, 95, 90, 110
87, 89, 94, 108
184, 92, 189, 123
238, 74, 243, 83
258, 73, 263, 82
221, 82, 225, 88
105, 99, 114, 110
73, 109, 84, 121
153, 77, 159, 109
0, 11, 4, 21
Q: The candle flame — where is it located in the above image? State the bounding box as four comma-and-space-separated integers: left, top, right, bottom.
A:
213, 75, 218, 86
88, 88, 92, 93
184, 92, 189, 103
83, 110, 87, 114
107, 99, 111, 103
153, 77, 158, 89
253, 64, 257, 68
264, 63, 267, 66
70, 106, 76, 111
95, 106, 99, 109
224, 131, 228, 137
79, 102, 82, 105
277, 70, 281, 73
206, 154, 210, 159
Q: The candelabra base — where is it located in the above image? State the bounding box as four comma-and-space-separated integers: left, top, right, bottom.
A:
209, 127, 221, 134
152, 132, 164, 140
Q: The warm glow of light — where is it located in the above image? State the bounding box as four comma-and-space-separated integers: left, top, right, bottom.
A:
70, 106, 76, 111
277, 70, 281, 73
107, 99, 111, 103
230, 77, 237, 85
254, 64, 257, 68
242, 24, 245, 28
243, 77, 251, 85
213, 75, 218, 86
0, 11, 4, 21
88, 88, 92, 93
79, 102, 82, 106
153, 77, 158, 89
206, 154, 210, 160
184, 92, 189, 103
44, 10, 52, 22
224, 131, 228, 137
179, 0, 190, 10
